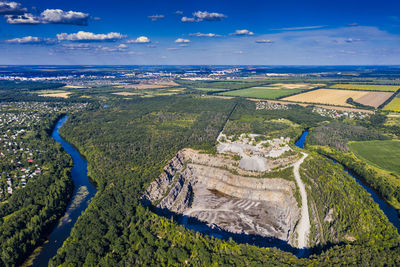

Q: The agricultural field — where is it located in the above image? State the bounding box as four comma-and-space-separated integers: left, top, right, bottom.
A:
38, 91, 72, 98
383, 97, 400, 112
330, 84, 400, 92
348, 140, 400, 175
271, 83, 325, 89
111, 87, 185, 98
355, 91, 394, 108
282, 89, 393, 108
115, 81, 179, 89
219, 88, 303, 99
194, 88, 231, 92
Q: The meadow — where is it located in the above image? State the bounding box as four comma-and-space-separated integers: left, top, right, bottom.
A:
330, 84, 400, 92
348, 140, 400, 175
219, 88, 303, 99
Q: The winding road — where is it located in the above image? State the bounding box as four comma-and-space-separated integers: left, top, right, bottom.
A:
293, 152, 310, 249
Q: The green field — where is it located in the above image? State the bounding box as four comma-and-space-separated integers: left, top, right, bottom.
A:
348, 140, 400, 174
383, 97, 400, 112
219, 88, 303, 99
194, 88, 231, 92
330, 84, 400, 92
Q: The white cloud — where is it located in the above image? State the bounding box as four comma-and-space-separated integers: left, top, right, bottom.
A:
5, 36, 55, 44
148, 14, 164, 22
175, 10, 183, 15
181, 16, 195, 22
193, 11, 226, 21
255, 39, 273, 43
57, 31, 126, 42
189, 32, 221, 37
40, 9, 89, 25
6, 13, 40, 24
5, 8, 89, 25
127, 36, 151, 43
230, 29, 254, 36
0, 1, 26, 15
175, 38, 190, 43
275, 25, 325, 31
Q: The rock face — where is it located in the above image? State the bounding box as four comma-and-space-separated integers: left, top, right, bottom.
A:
142, 148, 300, 246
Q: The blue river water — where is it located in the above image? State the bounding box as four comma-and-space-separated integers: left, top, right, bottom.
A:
32, 116, 97, 266
295, 130, 400, 233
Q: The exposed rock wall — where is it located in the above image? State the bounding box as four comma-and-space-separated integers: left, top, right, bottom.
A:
142, 149, 300, 246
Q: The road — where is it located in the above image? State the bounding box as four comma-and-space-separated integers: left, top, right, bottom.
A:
293, 152, 310, 249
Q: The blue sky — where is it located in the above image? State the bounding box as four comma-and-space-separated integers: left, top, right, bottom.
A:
0, 0, 399, 65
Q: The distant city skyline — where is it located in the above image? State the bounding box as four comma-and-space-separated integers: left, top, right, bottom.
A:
0, 0, 399, 65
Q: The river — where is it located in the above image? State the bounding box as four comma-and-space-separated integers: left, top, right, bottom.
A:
295, 130, 400, 233
32, 116, 97, 266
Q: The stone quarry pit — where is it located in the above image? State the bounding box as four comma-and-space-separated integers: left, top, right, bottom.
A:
142, 133, 306, 248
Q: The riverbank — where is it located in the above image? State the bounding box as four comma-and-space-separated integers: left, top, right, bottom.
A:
31, 116, 97, 266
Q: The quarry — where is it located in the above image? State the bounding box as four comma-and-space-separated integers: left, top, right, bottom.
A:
142, 133, 308, 248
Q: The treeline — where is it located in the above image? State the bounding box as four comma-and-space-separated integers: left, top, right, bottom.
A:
313, 146, 400, 213
307, 121, 389, 151
0, 115, 73, 266
301, 153, 399, 248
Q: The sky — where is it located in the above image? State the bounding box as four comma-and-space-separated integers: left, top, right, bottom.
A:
0, 0, 399, 65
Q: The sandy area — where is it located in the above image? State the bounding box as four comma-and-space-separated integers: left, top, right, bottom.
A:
64, 85, 87, 89
39, 92, 71, 98
355, 91, 394, 108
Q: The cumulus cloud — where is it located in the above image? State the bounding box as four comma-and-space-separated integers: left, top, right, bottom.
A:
40, 9, 89, 25
230, 29, 254, 36
181, 11, 226, 22
5, 36, 55, 44
0, 1, 26, 15
57, 31, 126, 42
193, 11, 226, 21
175, 10, 183, 15
6, 13, 40, 24
148, 14, 164, 22
255, 39, 273, 43
5, 8, 89, 25
181, 16, 195, 22
189, 32, 221, 37
175, 38, 190, 43
127, 36, 151, 43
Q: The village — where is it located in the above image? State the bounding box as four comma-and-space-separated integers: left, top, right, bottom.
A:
0, 101, 88, 201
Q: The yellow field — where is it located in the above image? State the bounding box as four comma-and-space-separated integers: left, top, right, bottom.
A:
39, 92, 71, 98
282, 89, 369, 106
330, 84, 400, 92
383, 98, 400, 112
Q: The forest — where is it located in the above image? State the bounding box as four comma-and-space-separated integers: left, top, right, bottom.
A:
45, 95, 400, 266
